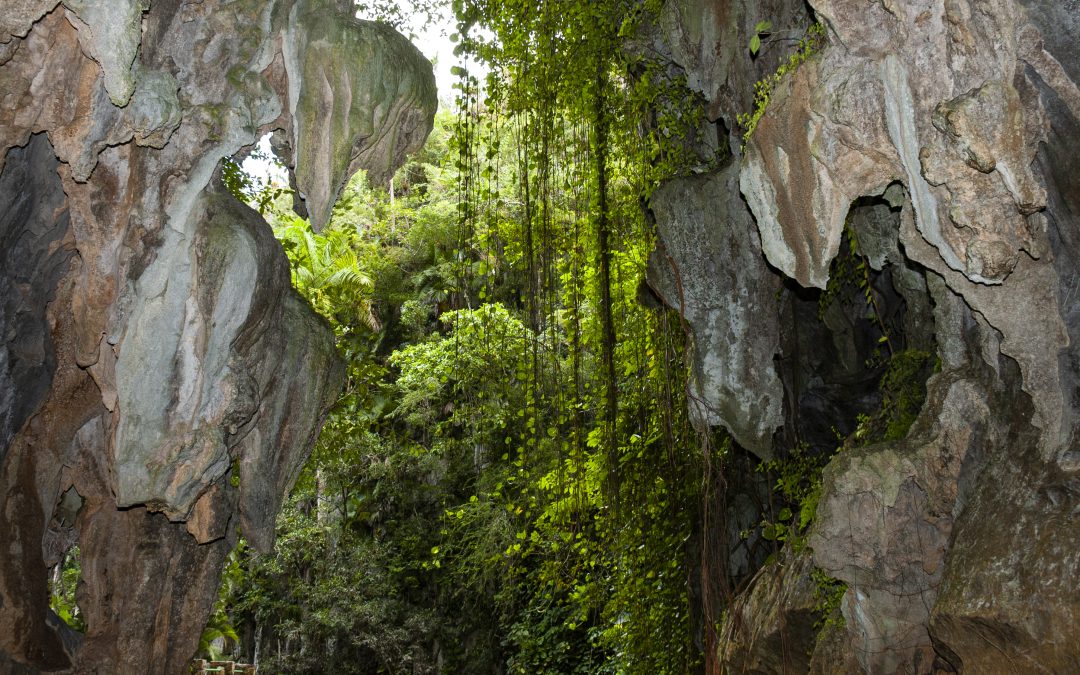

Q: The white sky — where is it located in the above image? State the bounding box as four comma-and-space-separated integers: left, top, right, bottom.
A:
375, 1, 460, 106
365, 1, 492, 109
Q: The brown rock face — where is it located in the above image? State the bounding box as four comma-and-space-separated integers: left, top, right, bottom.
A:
718, 548, 822, 674
0, 0, 435, 671
647, 0, 1080, 671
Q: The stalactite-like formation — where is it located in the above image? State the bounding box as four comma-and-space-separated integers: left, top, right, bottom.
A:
0, 1, 435, 671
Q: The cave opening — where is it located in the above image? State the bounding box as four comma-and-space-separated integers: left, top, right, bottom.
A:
45, 486, 85, 637
781, 194, 937, 455
715, 190, 942, 614
742, 192, 940, 569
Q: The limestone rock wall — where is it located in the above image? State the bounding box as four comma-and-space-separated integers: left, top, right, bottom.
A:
646, 0, 1080, 671
0, 1, 436, 671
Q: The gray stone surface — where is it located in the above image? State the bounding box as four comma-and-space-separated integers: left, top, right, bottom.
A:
929, 386, 1080, 673
63, 0, 148, 106
0, 0, 57, 43
740, 0, 1049, 289
0, 0, 435, 670
809, 367, 994, 672
718, 547, 821, 674
651, 0, 1080, 670
648, 166, 783, 458
651, 0, 811, 130
284, 3, 437, 229
0, 135, 72, 458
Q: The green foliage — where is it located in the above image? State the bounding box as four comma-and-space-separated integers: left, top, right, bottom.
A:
818, 221, 897, 370
624, 49, 719, 188
749, 20, 772, 56
48, 546, 85, 633
756, 443, 829, 548
212, 3, 712, 672
209, 6, 940, 672
851, 349, 936, 445
736, 22, 826, 149
350, 0, 444, 33
228, 435, 445, 673
756, 347, 935, 550
449, 9, 709, 667
221, 155, 289, 215
389, 302, 529, 432
198, 545, 247, 661
273, 217, 378, 330
199, 604, 239, 661
810, 567, 846, 631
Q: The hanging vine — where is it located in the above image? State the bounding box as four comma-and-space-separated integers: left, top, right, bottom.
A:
448, 0, 718, 670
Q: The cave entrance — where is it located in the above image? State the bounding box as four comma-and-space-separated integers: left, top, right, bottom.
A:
776, 192, 938, 459
729, 189, 943, 574
724, 190, 940, 590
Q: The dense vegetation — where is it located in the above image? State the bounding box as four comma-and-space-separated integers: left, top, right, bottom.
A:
30, 0, 935, 670
204, 0, 731, 669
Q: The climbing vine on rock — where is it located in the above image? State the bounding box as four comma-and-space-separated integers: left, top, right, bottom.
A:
736, 22, 826, 149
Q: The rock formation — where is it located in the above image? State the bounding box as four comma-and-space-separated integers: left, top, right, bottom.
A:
645, 0, 1080, 671
0, 1, 436, 671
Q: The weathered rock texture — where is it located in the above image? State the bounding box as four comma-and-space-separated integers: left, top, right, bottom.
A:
0, 1, 435, 671
717, 548, 822, 674
649, 166, 783, 457
646, 0, 1080, 672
